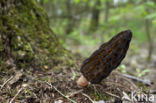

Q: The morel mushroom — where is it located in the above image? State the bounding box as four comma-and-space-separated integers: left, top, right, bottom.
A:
77, 30, 132, 87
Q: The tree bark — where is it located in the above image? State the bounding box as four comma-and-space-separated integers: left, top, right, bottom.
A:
65, 0, 74, 34
89, 0, 101, 32
145, 19, 153, 61
145, 2, 153, 62
0, 0, 72, 71
105, 0, 110, 22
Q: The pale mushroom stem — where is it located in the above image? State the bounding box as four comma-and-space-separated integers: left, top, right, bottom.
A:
77, 75, 88, 87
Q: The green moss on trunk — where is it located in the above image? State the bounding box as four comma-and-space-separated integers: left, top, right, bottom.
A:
0, 0, 73, 71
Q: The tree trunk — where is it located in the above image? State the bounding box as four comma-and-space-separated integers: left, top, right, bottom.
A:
145, 19, 153, 62
100, 0, 111, 42
105, 0, 110, 23
145, 3, 153, 62
89, 0, 101, 32
65, 0, 74, 34
0, 0, 72, 71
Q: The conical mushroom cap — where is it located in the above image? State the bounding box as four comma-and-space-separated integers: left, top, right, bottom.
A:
81, 30, 132, 84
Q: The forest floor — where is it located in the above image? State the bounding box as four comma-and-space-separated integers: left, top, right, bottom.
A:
0, 60, 155, 103
0, 44, 156, 103
0, 63, 142, 103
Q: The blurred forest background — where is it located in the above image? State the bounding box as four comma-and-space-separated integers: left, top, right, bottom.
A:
39, 0, 156, 79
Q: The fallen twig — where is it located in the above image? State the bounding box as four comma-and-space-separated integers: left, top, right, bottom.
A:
113, 71, 137, 89
0, 76, 13, 89
122, 74, 151, 86
104, 91, 120, 99
82, 93, 94, 103
104, 81, 131, 91
117, 73, 138, 89
9, 87, 23, 103
46, 82, 77, 103
150, 90, 156, 94
66, 89, 83, 98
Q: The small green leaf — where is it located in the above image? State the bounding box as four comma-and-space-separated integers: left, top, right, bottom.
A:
142, 69, 150, 75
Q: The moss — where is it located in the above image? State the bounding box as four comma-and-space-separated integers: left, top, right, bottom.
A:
0, 35, 4, 51
137, 83, 149, 91
0, 0, 73, 71
0, 57, 7, 72
24, 89, 33, 96
9, 89, 17, 97
93, 91, 111, 101
93, 92, 101, 101
101, 94, 111, 100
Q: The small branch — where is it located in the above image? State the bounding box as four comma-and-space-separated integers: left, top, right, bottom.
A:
122, 75, 138, 89
150, 90, 156, 94
104, 81, 131, 91
104, 91, 120, 99
122, 74, 151, 86
46, 82, 77, 103
9, 87, 23, 103
66, 89, 83, 98
0, 76, 13, 89
82, 93, 94, 103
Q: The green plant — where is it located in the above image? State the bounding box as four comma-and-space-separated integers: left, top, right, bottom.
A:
135, 68, 150, 77
117, 64, 127, 73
